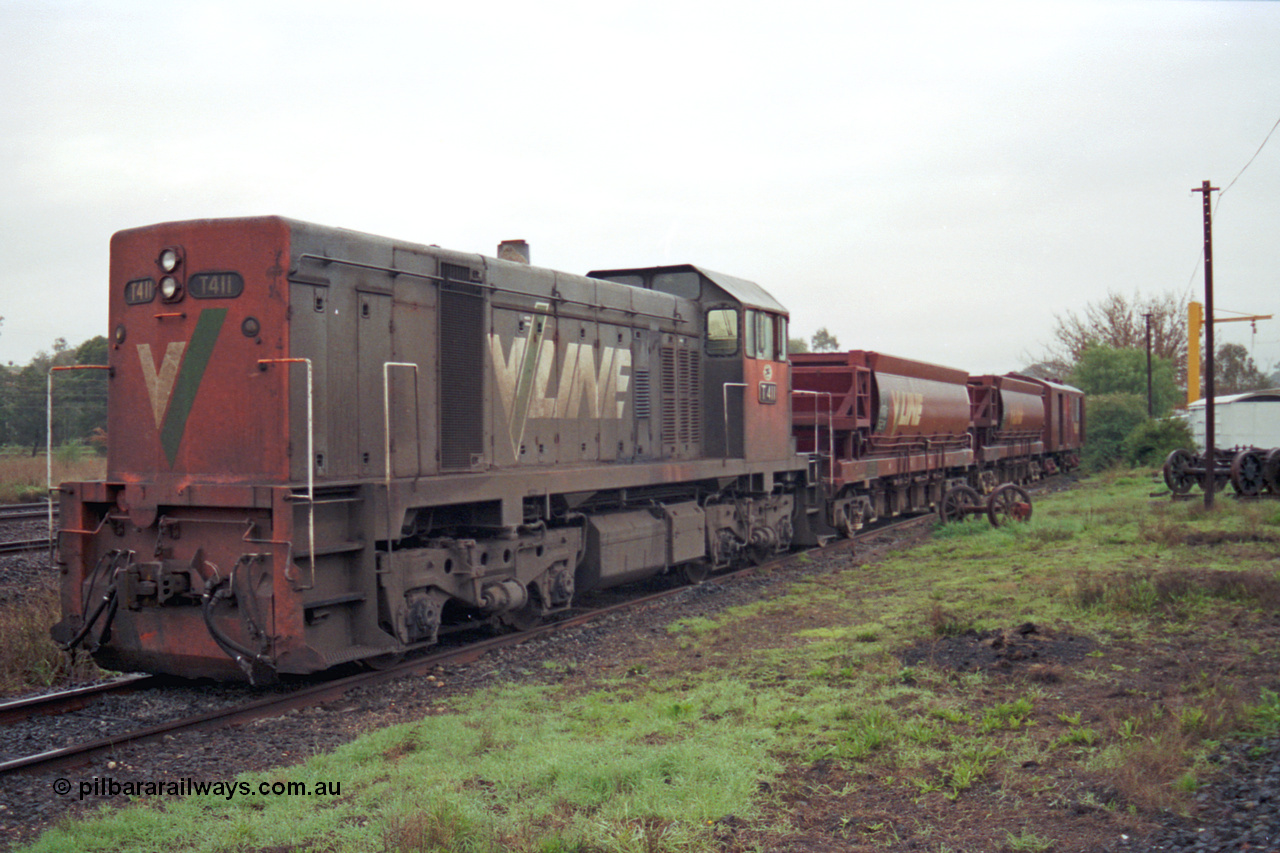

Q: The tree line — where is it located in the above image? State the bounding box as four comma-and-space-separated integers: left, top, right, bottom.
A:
1036, 292, 1277, 469
1, 336, 108, 454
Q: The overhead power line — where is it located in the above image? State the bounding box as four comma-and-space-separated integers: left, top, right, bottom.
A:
1183, 110, 1280, 290
1217, 112, 1280, 207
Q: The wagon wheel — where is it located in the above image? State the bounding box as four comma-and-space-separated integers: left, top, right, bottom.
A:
1264, 448, 1280, 495
1230, 449, 1266, 497
1162, 449, 1197, 495
938, 485, 982, 523
987, 483, 1033, 527
834, 501, 859, 538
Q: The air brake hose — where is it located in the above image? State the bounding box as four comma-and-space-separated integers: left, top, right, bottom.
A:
57, 583, 119, 651
201, 577, 272, 681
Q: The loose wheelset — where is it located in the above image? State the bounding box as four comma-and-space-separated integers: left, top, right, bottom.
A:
938, 483, 1033, 527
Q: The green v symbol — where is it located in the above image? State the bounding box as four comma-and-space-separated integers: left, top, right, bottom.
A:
137, 308, 227, 466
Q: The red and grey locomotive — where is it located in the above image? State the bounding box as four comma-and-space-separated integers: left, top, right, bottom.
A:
53, 217, 1082, 681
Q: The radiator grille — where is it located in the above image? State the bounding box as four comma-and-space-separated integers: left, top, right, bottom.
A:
659, 347, 701, 449
439, 285, 484, 469
440, 262, 474, 284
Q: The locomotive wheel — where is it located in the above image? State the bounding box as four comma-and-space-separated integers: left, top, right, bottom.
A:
498, 596, 545, 632
677, 560, 710, 585
1163, 449, 1197, 495
365, 651, 407, 670
987, 484, 1033, 527
1230, 449, 1267, 497
1264, 448, 1280, 495
938, 485, 982, 523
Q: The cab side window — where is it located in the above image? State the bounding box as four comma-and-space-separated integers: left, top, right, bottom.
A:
745, 310, 780, 360
706, 308, 739, 356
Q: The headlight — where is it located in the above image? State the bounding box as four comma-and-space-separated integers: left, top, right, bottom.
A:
160, 276, 182, 301
159, 248, 181, 273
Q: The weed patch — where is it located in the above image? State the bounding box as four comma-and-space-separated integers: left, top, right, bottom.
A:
0, 587, 99, 695
0, 451, 105, 503
1074, 568, 1280, 615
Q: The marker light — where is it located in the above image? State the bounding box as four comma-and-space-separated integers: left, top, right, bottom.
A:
160, 276, 182, 301
159, 248, 181, 273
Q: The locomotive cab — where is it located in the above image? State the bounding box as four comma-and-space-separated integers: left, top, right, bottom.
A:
588, 264, 793, 465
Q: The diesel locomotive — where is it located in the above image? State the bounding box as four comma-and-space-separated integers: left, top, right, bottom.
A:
52, 217, 1083, 681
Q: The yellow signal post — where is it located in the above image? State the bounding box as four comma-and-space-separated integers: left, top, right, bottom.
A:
1186, 301, 1273, 405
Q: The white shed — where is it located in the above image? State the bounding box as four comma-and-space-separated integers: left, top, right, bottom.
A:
1186, 390, 1280, 451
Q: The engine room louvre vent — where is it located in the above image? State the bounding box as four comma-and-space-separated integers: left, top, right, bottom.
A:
439, 287, 485, 469
633, 369, 651, 419
659, 347, 701, 448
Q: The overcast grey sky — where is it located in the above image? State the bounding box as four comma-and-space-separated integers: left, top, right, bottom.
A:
2, 0, 1278, 378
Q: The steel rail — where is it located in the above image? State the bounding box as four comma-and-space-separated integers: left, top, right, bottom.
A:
0, 504, 60, 522
0, 676, 158, 726
0, 538, 53, 555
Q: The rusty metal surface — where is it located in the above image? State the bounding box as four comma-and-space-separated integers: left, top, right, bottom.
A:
108, 218, 292, 486
792, 350, 972, 448
832, 448, 974, 483
968, 375, 1046, 435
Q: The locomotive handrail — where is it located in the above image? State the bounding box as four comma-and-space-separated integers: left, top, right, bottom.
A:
47, 365, 111, 564
383, 361, 421, 579
257, 358, 316, 589
792, 390, 835, 486
295, 253, 689, 325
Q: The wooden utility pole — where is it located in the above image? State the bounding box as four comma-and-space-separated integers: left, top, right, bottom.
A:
1192, 180, 1219, 508
1143, 312, 1153, 417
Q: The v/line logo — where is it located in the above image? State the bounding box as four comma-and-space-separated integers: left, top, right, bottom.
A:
135, 309, 227, 466
137, 342, 186, 428
489, 307, 632, 456
890, 390, 924, 428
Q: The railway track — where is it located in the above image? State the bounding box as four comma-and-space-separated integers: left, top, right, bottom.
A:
0, 513, 933, 778
0, 501, 58, 555
0, 676, 157, 726
0, 537, 51, 555
0, 502, 58, 523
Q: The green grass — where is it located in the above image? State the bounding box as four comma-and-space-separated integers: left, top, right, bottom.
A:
31, 681, 781, 853
20, 470, 1280, 851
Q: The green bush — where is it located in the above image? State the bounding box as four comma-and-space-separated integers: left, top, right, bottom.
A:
1081, 394, 1148, 470
1122, 417, 1195, 467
